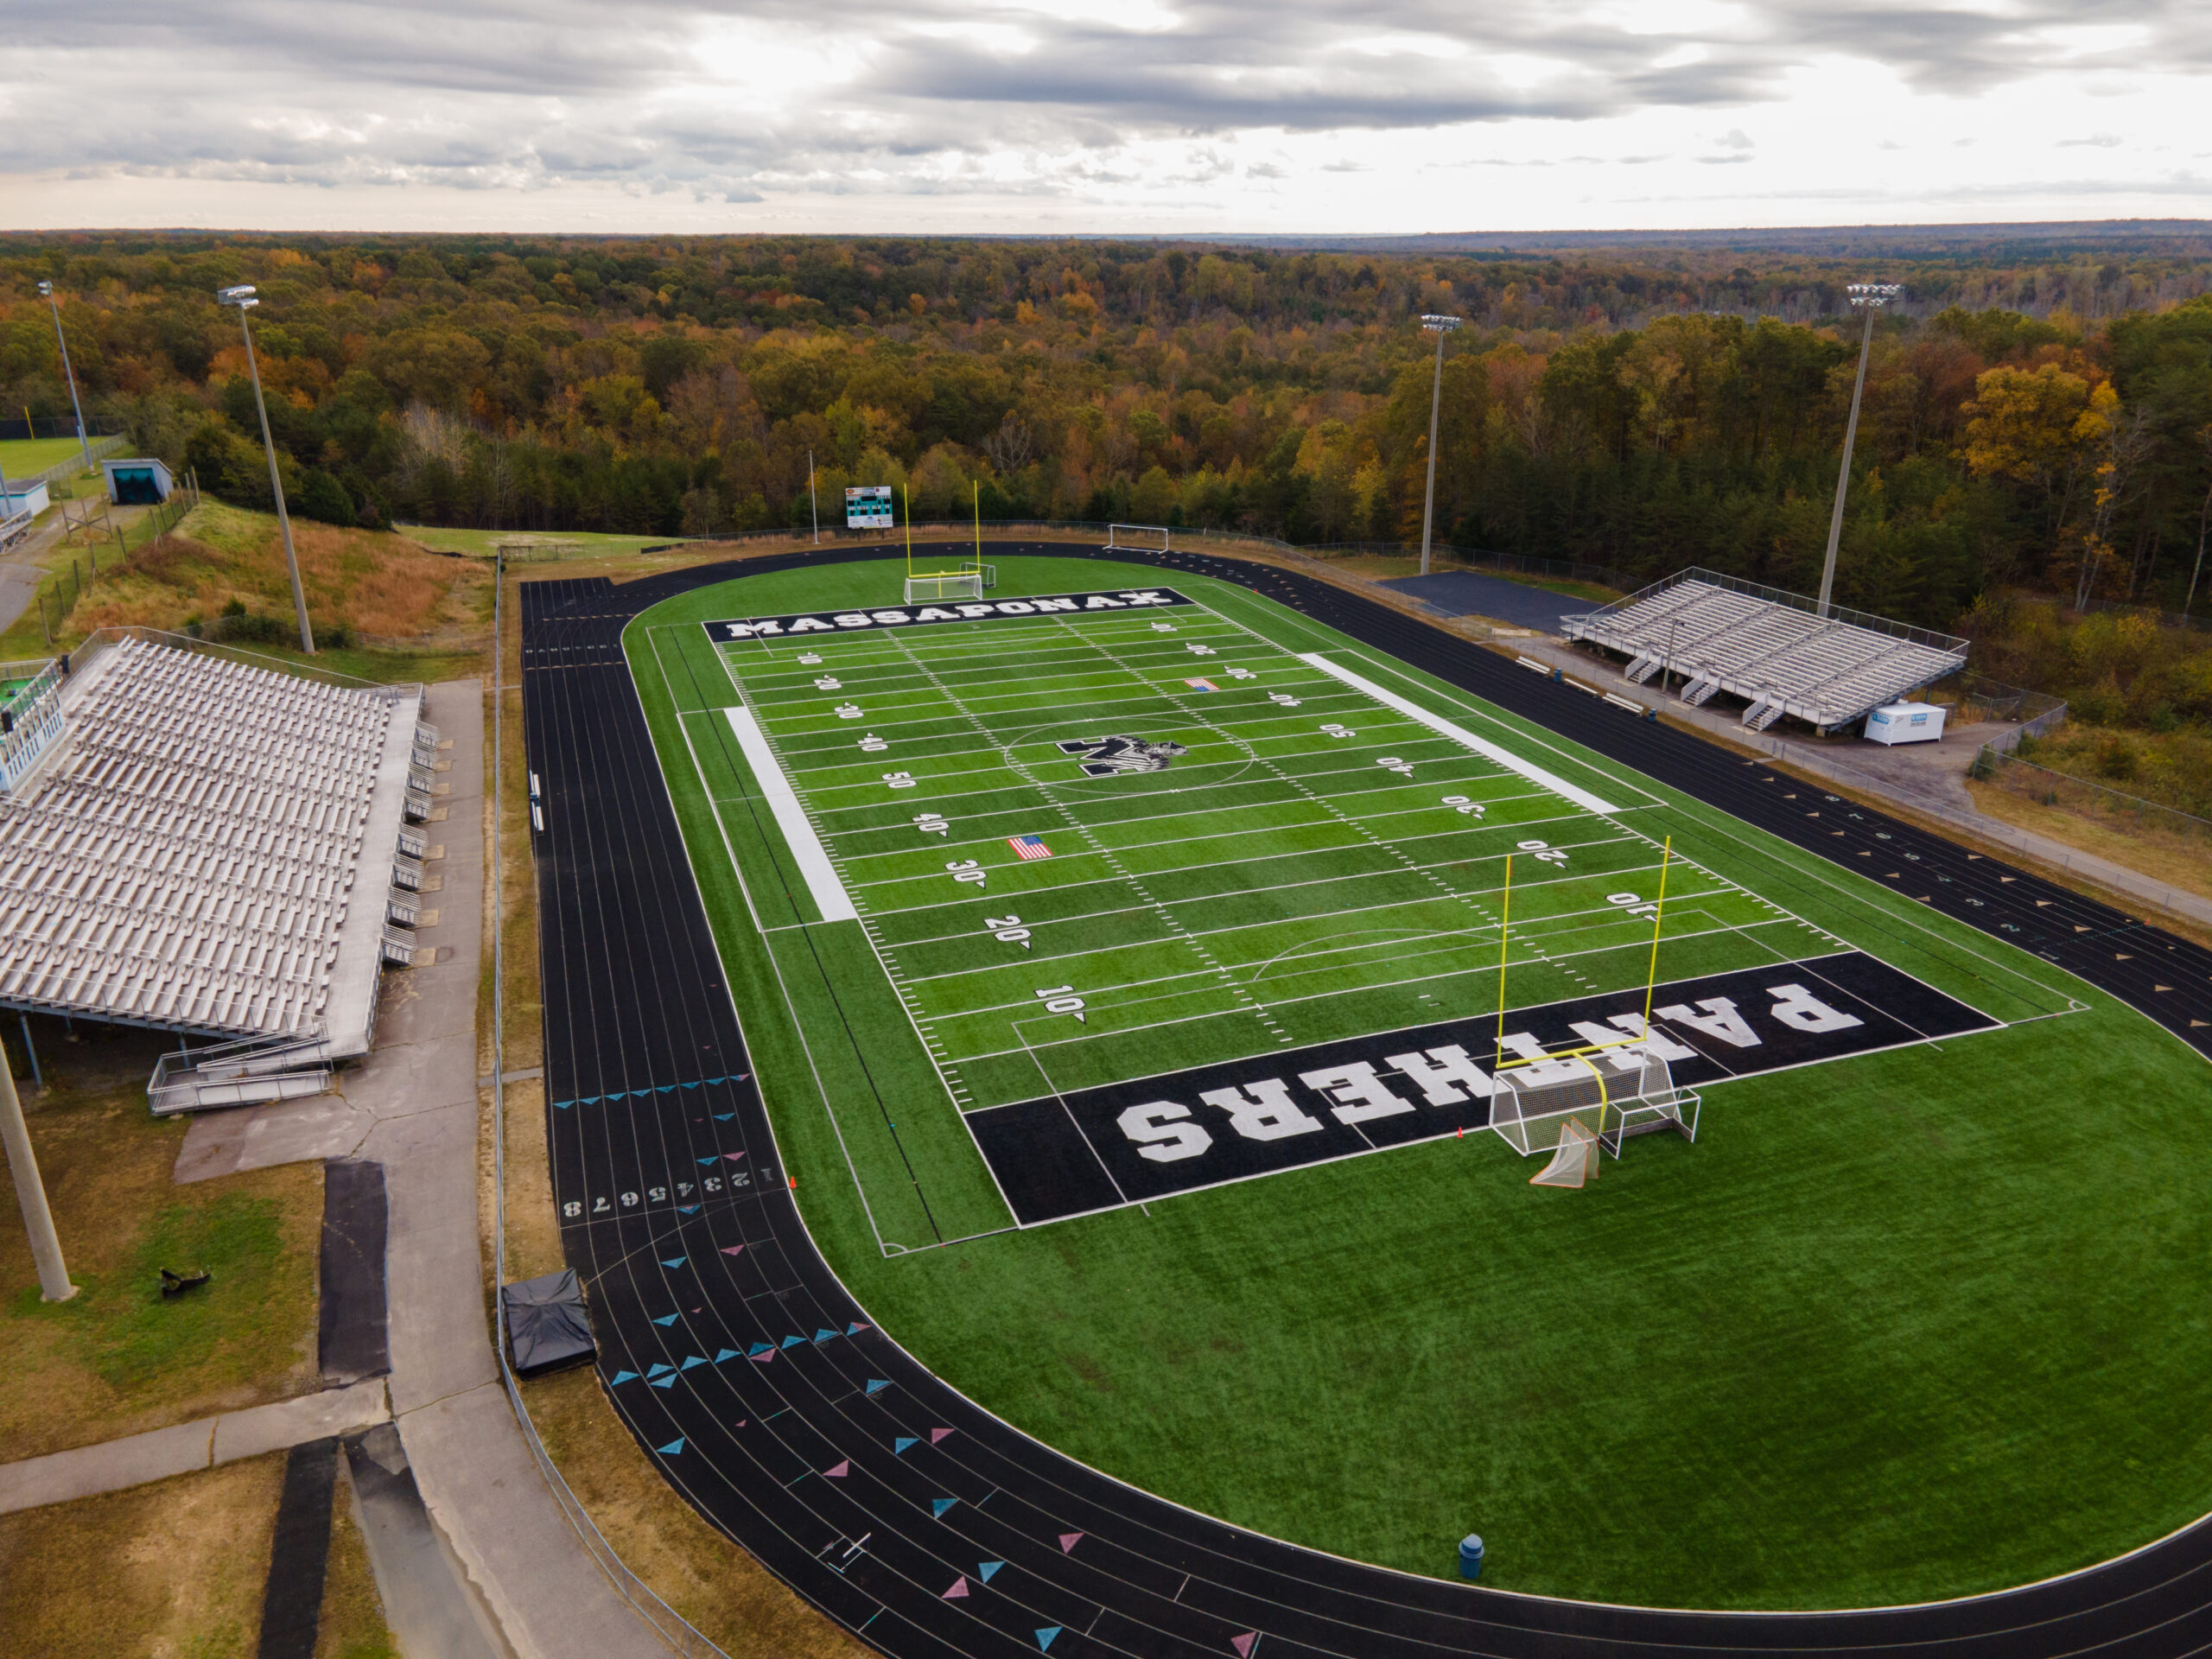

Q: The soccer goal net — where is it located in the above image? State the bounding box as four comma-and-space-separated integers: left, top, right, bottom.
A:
1490, 1041, 1699, 1162
1106, 524, 1172, 552
906, 573, 984, 603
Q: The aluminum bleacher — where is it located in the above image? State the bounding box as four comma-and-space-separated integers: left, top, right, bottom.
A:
0, 633, 430, 1108
1563, 569, 1967, 734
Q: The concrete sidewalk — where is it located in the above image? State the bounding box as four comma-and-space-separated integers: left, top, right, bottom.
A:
0, 1379, 391, 1515
177, 680, 674, 1659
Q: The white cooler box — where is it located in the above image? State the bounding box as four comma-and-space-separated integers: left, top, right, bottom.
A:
1865, 702, 1946, 745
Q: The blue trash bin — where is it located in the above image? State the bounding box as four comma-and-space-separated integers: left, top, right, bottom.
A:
1458, 1535, 1484, 1580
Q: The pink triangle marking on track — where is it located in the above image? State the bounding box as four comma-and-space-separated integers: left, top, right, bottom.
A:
721, 1244, 746, 1255
823, 1460, 849, 1478
1058, 1532, 1083, 1554
725, 1152, 746, 1161
931, 1427, 954, 1443
943, 1576, 969, 1599
1230, 1634, 1257, 1658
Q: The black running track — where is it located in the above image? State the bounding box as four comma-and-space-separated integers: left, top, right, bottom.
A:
520, 544, 2212, 1659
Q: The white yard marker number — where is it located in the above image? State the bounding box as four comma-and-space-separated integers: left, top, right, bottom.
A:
1320, 722, 1355, 739
947, 860, 987, 887
1376, 755, 1414, 775
858, 734, 888, 753
984, 914, 1032, 950
1035, 985, 1087, 1022
913, 812, 950, 836
835, 702, 863, 719
884, 771, 918, 790
1441, 794, 1485, 817
1518, 838, 1569, 865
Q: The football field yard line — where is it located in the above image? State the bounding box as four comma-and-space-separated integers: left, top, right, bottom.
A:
928, 906, 1801, 1025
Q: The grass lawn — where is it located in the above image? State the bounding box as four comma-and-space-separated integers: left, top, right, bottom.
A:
612, 552, 2212, 1611
0, 435, 100, 476
0, 1452, 284, 1658
0, 1021, 323, 1459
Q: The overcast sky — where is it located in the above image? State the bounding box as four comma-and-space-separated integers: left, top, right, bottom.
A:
2, 0, 2208, 233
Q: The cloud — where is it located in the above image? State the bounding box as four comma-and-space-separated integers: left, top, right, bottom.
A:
0, 0, 2203, 220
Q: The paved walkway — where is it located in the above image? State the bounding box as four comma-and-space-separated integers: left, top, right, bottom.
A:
0, 1379, 391, 1515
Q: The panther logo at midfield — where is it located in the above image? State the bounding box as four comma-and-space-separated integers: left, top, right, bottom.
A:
1056, 735, 1189, 778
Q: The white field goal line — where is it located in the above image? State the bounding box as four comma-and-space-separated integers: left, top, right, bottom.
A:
1106, 523, 1172, 551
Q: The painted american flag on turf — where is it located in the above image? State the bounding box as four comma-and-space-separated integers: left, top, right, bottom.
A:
1185, 677, 1220, 691
1007, 835, 1053, 861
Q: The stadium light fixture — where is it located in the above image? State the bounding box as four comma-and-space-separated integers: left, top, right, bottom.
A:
1418, 315, 1463, 578
217, 284, 315, 653
37, 281, 96, 480
1815, 283, 1903, 619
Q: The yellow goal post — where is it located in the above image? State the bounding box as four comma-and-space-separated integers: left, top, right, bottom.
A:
1489, 1035, 1700, 1160
902, 481, 995, 603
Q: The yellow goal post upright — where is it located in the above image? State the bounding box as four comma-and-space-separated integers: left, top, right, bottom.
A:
901, 481, 995, 603
1488, 836, 1700, 1172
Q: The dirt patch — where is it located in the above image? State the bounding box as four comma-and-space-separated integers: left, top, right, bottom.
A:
0, 1451, 284, 1658
521, 1366, 870, 1659
0, 1020, 322, 1459
315, 1459, 399, 1659
1966, 776, 2212, 906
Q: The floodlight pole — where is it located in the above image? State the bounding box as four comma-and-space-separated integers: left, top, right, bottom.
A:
1816, 283, 1900, 619
808, 450, 819, 546
1, 1026, 76, 1302
218, 287, 315, 653
37, 281, 95, 480
1417, 315, 1463, 578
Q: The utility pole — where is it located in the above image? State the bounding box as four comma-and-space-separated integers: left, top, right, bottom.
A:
1816, 283, 1901, 618
1417, 315, 1463, 578
808, 450, 819, 546
216, 286, 315, 653
37, 281, 95, 481
2, 1027, 76, 1302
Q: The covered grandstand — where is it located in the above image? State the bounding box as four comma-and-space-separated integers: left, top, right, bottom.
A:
0, 632, 435, 1111
1564, 569, 1968, 734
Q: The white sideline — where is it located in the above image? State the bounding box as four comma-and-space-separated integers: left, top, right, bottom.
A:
1294, 653, 1623, 817
721, 705, 859, 922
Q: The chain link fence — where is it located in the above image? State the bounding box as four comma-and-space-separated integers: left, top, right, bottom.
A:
1968, 746, 2212, 849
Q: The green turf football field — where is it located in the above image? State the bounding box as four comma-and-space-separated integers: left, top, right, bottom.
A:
0, 435, 98, 476
625, 555, 2212, 1611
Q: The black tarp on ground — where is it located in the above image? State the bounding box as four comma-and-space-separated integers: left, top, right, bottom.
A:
1380, 569, 1587, 631
256, 1436, 338, 1659
319, 1158, 389, 1387
501, 1268, 596, 1376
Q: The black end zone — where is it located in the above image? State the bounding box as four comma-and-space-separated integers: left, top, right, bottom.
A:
967, 951, 1998, 1226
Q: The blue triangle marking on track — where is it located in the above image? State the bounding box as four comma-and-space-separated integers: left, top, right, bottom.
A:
782, 1334, 806, 1348
894, 1437, 918, 1454
931, 1497, 957, 1518
657, 1438, 684, 1455
680, 1355, 709, 1370
748, 1342, 774, 1357
678, 1205, 699, 1214
554, 1100, 574, 1110
657, 1084, 675, 1093
714, 1113, 734, 1122
652, 1313, 678, 1327
848, 1322, 868, 1335
646, 1363, 673, 1377
661, 1256, 687, 1268
865, 1378, 889, 1394
1035, 1628, 1059, 1652
980, 1561, 1003, 1582
815, 1329, 838, 1343
681, 1081, 700, 1090
609, 1370, 639, 1385
714, 1349, 741, 1363
697, 1156, 718, 1166
651, 1376, 676, 1388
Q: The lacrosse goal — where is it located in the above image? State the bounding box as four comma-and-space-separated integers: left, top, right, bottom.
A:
1107, 523, 1172, 552
1491, 1039, 1700, 1173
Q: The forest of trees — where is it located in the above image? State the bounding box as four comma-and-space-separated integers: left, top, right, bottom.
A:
3, 231, 2210, 632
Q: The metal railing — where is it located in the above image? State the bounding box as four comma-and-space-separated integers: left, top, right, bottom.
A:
1573, 566, 1971, 656
487, 550, 733, 1656
12, 433, 130, 491
67, 626, 421, 697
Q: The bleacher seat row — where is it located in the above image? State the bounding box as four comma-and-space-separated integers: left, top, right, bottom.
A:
0, 637, 425, 1047
1565, 575, 1967, 732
